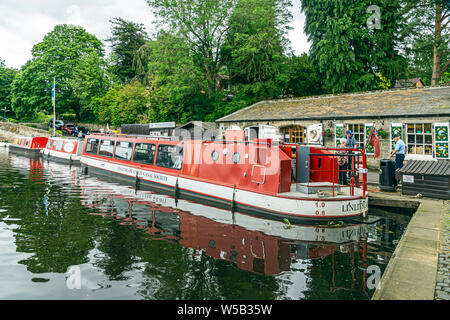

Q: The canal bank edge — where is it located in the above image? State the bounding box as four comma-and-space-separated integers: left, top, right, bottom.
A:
435, 202, 450, 300
372, 197, 448, 300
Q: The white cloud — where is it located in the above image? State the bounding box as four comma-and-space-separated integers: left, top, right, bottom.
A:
0, 0, 309, 69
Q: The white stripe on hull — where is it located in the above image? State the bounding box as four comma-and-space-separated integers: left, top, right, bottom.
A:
81, 156, 368, 219
43, 149, 80, 161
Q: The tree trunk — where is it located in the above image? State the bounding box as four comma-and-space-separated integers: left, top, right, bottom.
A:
431, 5, 443, 86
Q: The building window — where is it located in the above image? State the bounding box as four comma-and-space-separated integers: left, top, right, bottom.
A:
346, 124, 365, 149
406, 123, 433, 156
281, 126, 306, 143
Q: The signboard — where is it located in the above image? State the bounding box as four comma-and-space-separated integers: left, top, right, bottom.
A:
335, 124, 344, 147
390, 123, 403, 152
402, 175, 414, 183
434, 122, 449, 159
364, 123, 374, 155
149, 122, 176, 129
307, 123, 323, 145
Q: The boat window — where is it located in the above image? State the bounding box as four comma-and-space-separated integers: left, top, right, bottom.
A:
98, 140, 114, 158
232, 152, 240, 164
133, 143, 156, 165
114, 141, 133, 161
55, 141, 63, 151
85, 138, 99, 155
156, 144, 183, 170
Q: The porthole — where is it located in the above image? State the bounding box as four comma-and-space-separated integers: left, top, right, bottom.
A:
211, 150, 219, 161
232, 152, 240, 164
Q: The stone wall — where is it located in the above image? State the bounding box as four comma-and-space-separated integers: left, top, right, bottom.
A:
0, 122, 51, 142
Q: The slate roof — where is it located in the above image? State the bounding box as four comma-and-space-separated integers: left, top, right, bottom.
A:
217, 86, 450, 123
393, 78, 425, 88
399, 160, 450, 176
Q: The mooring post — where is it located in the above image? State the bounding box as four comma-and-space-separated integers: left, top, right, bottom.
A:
175, 175, 180, 199
231, 184, 237, 212
135, 170, 140, 190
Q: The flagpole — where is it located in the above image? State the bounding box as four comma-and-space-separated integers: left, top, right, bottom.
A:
52, 77, 55, 137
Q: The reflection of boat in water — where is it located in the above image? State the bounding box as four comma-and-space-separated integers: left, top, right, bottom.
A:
78, 173, 369, 276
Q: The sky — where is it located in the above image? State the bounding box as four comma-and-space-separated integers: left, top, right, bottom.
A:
0, 0, 310, 69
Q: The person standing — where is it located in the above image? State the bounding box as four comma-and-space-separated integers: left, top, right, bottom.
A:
337, 138, 348, 185
345, 130, 357, 179
345, 130, 357, 149
388, 134, 406, 169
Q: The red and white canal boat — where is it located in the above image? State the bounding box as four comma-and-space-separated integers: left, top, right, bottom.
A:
9, 136, 48, 156
42, 137, 84, 164
80, 132, 369, 222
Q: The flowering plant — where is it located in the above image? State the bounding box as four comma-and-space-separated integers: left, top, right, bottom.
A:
323, 129, 333, 137
377, 128, 388, 139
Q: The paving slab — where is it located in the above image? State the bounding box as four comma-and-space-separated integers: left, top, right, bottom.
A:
372, 196, 447, 300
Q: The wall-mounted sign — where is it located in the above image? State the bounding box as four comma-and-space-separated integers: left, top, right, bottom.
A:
402, 175, 414, 183
149, 122, 176, 129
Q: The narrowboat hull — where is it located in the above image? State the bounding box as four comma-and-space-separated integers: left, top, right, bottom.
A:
9, 145, 42, 158
81, 156, 368, 223
42, 149, 81, 165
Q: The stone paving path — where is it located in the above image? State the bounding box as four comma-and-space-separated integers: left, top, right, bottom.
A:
435, 202, 450, 300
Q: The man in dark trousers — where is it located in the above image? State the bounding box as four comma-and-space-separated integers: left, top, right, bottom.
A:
388, 134, 406, 169
345, 130, 357, 180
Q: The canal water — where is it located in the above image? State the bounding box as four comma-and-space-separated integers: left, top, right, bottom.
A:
0, 149, 411, 300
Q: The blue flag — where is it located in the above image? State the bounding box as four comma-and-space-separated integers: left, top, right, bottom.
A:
51, 79, 55, 107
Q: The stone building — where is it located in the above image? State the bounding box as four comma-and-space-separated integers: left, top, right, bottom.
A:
216, 86, 450, 168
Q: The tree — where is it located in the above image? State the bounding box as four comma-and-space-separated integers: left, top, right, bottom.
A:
105, 18, 149, 84
146, 0, 237, 96
301, 0, 406, 93
284, 54, 324, 97
401, 0, 449, 85
90, 82, 149, 125
0, 64, 17, 118
221, 0, 292, 95
10, 25, 107, 120
134, 32, 211, 123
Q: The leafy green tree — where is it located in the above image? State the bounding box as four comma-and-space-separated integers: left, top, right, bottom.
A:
301, 0, 406, 93
146, 0, 237, 96
0, 64, 17, 118
284, 54, 324, 97
90, 81, 149, 125
134, 32, 211, 123
10, 24, 106, 120
106, 18, 149, 84
222, 0, 292, 85
401, 0, 449, 85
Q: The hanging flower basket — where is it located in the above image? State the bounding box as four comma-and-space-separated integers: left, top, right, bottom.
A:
377, 128, 388, 139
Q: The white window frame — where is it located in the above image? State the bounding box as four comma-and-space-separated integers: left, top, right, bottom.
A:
405, 122, 434, 161
346, 123, 365, 149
